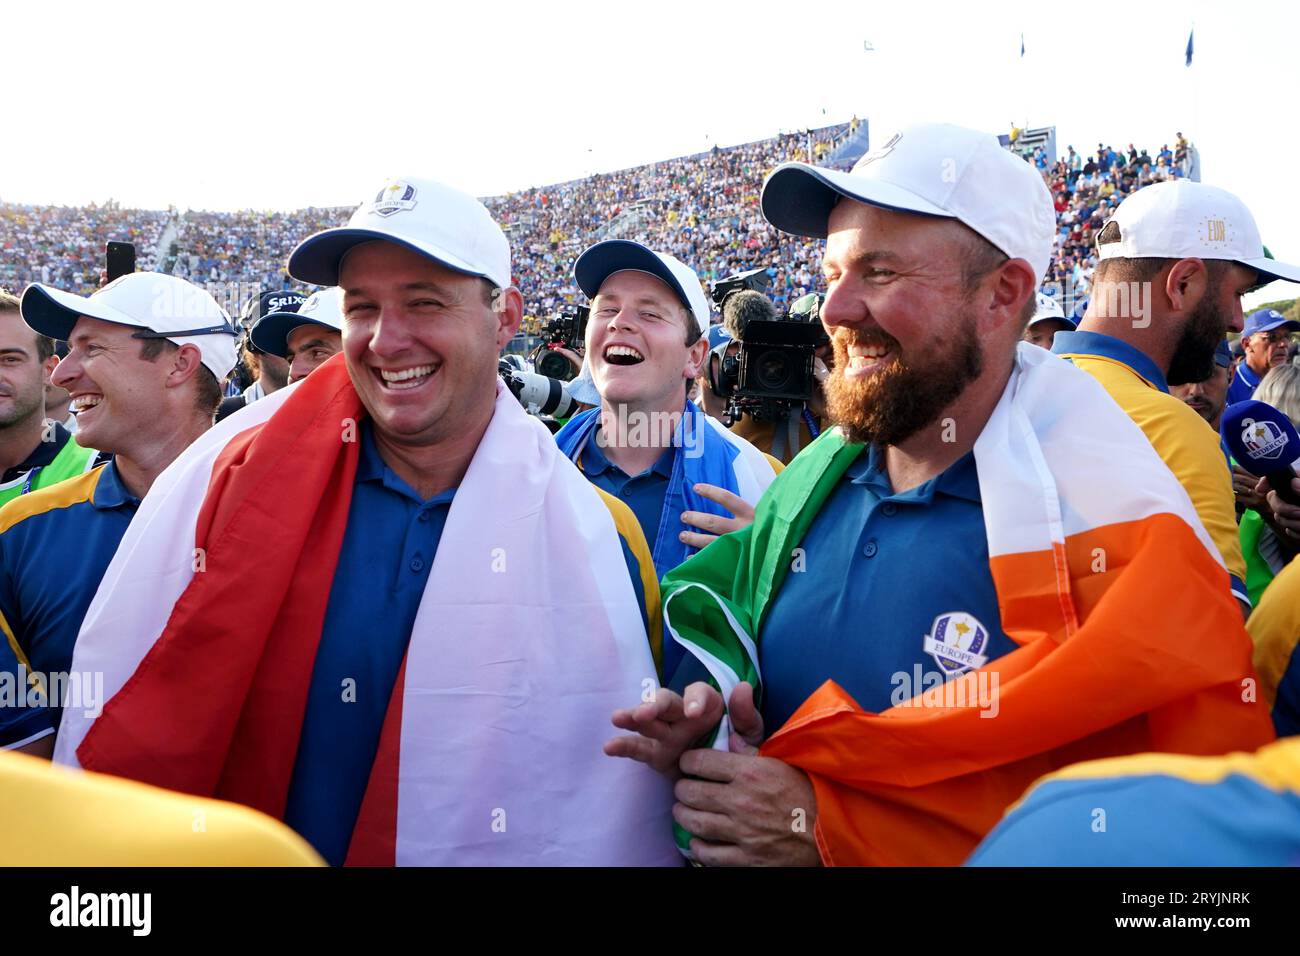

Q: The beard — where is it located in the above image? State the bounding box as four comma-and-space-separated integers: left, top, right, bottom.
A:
825, 318, 984, 448
1167, 275, 1226, 387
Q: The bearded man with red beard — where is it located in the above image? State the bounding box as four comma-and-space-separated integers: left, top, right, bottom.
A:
606, 124, 1273, 866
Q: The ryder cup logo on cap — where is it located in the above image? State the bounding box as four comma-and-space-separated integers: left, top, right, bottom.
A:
373, 181, 418, 217
287, 176, 510, 289
1241, 417, 1289, 461
923, 611, 990, 676
20, 272, 238, 379
1097, 180, 1300, 285
760, 122, 1057, 282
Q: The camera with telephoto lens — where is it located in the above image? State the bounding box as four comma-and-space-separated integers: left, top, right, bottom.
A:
710, 291, 828, 423
499, 357, 580, 427
530, 303, 589, 381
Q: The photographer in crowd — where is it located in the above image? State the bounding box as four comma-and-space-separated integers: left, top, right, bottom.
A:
554, 240, 779, 680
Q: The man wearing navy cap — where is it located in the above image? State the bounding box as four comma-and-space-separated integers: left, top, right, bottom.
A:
216, 289, 305, 422
1228, 309, 1300, 405
0, 272, 237, 755
1172, 338, 1232, 432
553, 239, 779, 682
250, 287, 343, 384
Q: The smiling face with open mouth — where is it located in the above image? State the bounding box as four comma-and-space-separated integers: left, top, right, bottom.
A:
586, 271, 705, 414
52, 316, 174, 456
339, 241, 517, 449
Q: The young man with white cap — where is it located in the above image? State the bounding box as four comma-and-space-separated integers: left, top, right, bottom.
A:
250, 287, 344, 384
1052, 180, 1300, 613
53, 178, 677, 868
1021, 291, 1076, 350
0, 272, 237, 755
1228, 308, 1300, 406
554, 239, 778, 680
608, 123, 1271, 866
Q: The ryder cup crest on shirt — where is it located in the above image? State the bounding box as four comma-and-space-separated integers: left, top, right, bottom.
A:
923, 611, 990, 675
1241, 417, 1289, 460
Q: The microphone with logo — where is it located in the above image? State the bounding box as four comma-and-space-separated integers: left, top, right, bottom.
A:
1221, 400, 1300, 506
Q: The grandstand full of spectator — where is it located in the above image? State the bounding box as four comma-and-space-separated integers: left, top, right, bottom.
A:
2, 124, 1199, 325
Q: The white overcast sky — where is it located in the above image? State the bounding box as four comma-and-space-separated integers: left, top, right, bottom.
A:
5, 0, 1298, 303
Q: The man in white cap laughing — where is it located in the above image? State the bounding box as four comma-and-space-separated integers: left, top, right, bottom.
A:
607, 124, 1271, 866
0, 272, 237, 756
53, 177, 678, 867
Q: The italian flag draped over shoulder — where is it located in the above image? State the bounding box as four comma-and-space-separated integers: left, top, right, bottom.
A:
662, 343, 1275, 866
55, 354, 678, 866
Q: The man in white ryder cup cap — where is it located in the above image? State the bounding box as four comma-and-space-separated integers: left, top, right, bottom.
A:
53, 177, 679, 868
608, 124, 1272, 867
1053, 179, 1300, 615
0, 272, 237, 756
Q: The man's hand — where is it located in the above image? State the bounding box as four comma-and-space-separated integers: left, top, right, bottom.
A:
674, 746, 820, 866
1234, 465, 1269, 512
605, 682, 724, 780
679, 483, 755, 550
672, 681, 820, 866
1261, 475, 1300, 556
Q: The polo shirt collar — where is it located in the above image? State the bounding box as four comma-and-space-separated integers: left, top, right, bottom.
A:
1052, 330, 1170, 393
355, 420, 456, 505
1, 421, 71, 483
1236, 363, 1262, 390
582, 427, 675, 480
849, 443, 982, 504
90, 461, 140, 510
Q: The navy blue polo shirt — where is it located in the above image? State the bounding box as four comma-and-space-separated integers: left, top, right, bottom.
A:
283, 421, 455, 866
758, 446, 1016, 732
0, 462, 139, 747
579, 431, 675, 550
1227, 362, 1261, 407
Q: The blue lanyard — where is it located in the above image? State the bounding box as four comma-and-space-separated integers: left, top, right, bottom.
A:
20, 466, 41, 496
801, 408, 821, 440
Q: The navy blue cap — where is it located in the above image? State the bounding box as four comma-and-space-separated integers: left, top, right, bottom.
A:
1243, 309, 1300, 339
574, 240, 710, 334
1214, 339, 1232, 369
240, 289, 306, 327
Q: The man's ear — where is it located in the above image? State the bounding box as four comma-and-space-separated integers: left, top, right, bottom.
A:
493, 288, 524, 350
1164, 258, 1209, 314
42, 354, 59, 388
684, 328, 709, 382
982, 258, 1038, 334
167, 343, 205, 388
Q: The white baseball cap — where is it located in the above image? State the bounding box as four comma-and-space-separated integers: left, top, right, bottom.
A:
1096, 180, 1300, 285
1027, 291, 1075, 329
250, 287, 344, 358
574, 240, 711, 335
289, 177, 511, 289
761, 123, 1057, 282
21, 273, 238, 379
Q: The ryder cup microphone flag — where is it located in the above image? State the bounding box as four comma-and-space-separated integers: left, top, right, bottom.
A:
55, 355, 678, 866
661, 343, 1274, 865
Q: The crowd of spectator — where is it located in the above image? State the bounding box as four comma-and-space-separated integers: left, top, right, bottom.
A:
2, 125, 1196, 323
0, 201, 168, 296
